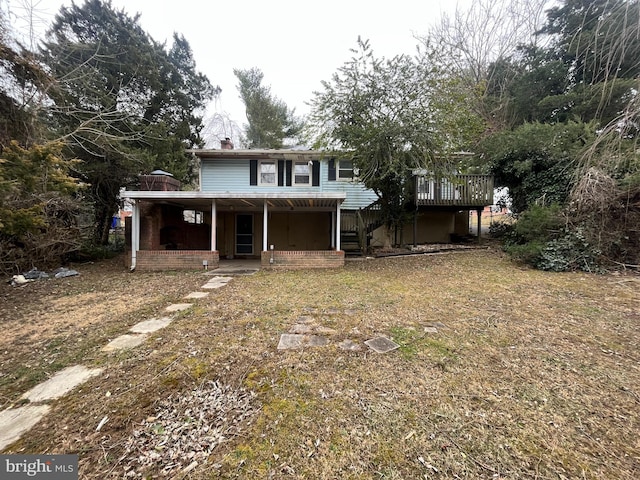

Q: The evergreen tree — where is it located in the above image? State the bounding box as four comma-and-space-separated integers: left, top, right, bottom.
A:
41, 0, 217, 244
234, 67, 301, 148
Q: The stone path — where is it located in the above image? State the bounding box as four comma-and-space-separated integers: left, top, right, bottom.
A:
0, 271, 237, 451
0, 262, 445, 451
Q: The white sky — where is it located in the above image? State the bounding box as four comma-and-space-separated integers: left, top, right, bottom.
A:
6, 0, 472, 145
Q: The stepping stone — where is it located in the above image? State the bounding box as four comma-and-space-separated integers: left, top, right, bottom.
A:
290, 324, 314, 334
338, 339, 362, 351
316, 326, 338, 335
0, 405, 51, 450
364, 336, 400, 354
130, 317, 172, 334
277, 334, 329, 350
185, 291, 209, 299
296, 315, 315, 324
202, 277, 232, 289
21, 365, 103, 402
324, 308, 341, 315
165, 303, 193, 312
102, 334, 148, 352
424, 326, 439, 334
426, 322, 447, 329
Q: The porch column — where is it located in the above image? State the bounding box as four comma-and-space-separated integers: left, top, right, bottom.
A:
131, 200, 140, 270
211, 200, 217, 251
336, 200, 341, 251
330, 211, 336, 249
263, 199, 268, 251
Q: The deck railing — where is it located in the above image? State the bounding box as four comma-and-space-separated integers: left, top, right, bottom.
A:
415, 174, 494, 207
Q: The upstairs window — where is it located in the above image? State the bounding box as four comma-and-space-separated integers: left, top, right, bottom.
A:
293, 161, 311, 185
259, 161, 276, 185
338, 160, 354, 180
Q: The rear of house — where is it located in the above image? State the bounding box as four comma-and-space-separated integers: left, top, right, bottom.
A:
123, 145, 493, 271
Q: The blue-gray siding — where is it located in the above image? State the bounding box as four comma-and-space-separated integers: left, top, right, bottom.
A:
200, 159, 378, 210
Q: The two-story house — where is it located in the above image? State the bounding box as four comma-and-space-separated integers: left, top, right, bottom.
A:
123, 144, 493, 271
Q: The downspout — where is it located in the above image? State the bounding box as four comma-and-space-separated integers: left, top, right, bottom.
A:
131, 199, 139, 271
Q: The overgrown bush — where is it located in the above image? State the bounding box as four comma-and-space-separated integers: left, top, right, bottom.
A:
500, 204, 604, 272
536, 228, 603, 272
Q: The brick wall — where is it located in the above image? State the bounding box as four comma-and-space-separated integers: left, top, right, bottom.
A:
135, 250, 219, 271
261, 250, 345, 269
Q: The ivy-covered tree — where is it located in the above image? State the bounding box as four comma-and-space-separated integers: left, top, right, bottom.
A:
480, 121, 595, 213
40, 0, 217, 244
234, 67, 301, 148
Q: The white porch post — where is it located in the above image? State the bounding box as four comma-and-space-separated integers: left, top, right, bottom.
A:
131, 200, 140, 269
330, 211, 336, 249
336, 200, 341, 251
263, 199, 268, 251
211, 200, 217, 251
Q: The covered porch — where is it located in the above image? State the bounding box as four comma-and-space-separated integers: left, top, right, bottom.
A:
124, 191, 347, 271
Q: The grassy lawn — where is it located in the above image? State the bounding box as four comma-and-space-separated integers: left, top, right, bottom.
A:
1, 250, 639, 479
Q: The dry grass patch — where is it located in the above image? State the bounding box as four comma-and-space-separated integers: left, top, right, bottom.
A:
1, 250, 639, 479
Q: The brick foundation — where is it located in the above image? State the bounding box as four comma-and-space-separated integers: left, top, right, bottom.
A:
134, 250, 219, 271
261, 250, 345, 269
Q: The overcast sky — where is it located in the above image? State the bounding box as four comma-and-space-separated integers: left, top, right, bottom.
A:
7, 0, 472, 145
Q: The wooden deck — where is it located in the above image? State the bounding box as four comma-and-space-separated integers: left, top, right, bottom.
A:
415, 174, 494, 207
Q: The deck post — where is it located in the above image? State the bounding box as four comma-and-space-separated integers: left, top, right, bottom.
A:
413, 208, 418, 247
476, 208, 483, 243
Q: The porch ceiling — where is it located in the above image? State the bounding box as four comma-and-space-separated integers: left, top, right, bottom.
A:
123, 191, 346, 210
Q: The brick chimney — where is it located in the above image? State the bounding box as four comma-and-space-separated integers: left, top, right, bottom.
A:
139, 170, 181, 191
220, 137, 234, 149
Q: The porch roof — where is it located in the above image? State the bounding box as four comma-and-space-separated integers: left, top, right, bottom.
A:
123, 191, 346, 209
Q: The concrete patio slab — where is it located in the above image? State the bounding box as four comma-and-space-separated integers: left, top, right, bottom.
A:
364, 336, 400, 354
184, 291, 209, 299
165, 303, 193, 312
102, 334, 148, 352
0, 405, 51, 450
21, 365, 103, 402
277, 334, 329, 350
130, 317, 172, 334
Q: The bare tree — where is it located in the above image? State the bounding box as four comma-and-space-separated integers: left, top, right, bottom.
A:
419, 0, 552, 133
423, 0, 550, 84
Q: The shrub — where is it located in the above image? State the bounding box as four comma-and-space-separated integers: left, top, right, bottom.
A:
500, 204, 603, 272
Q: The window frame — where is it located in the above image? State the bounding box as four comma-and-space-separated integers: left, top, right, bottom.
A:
337, 159, 355, 181
258, 160, 277, 186
292, 161, 311, 186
